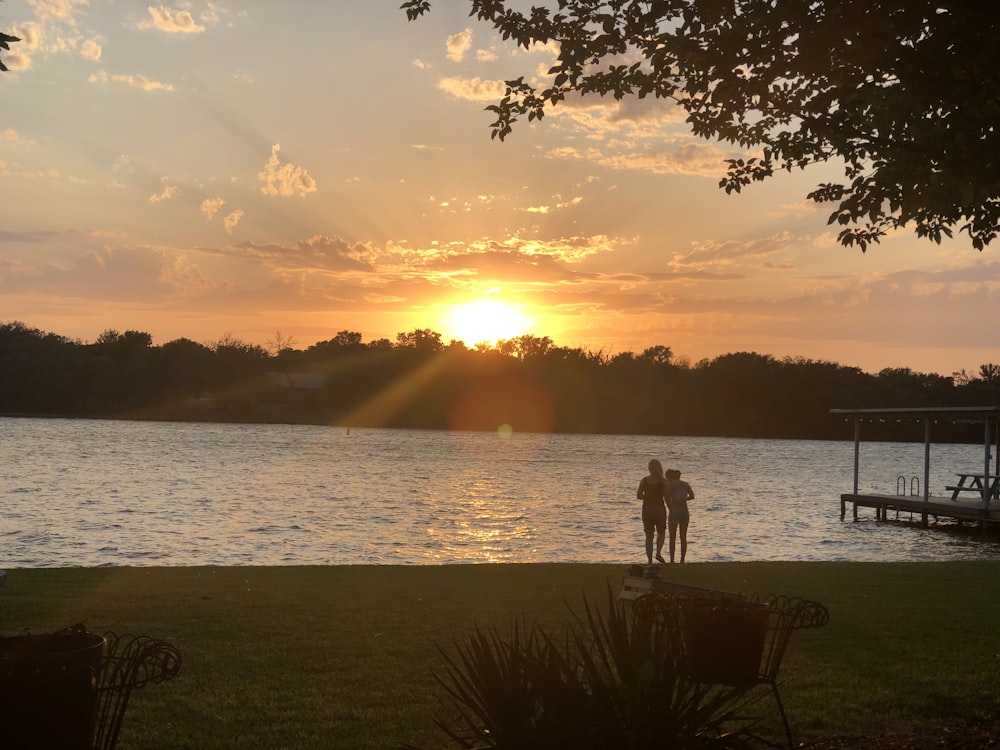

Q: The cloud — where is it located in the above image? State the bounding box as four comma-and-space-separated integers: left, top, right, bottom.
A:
149, 184, 178, 203
234, 235, 376, 273
476, 48, 498, 62
600, 144, 734, 176
88, 69, 175, 91
446, 28, 472, 62
524, 196, 583, 214
111, 154, 135, 175
436, 76, 508, 102
201, 197, 225, 219
669, 232, 795, 272
0, 238, 211, 302
80, 38, 101, 61
389, 235, 616, 286
2, 54, 30, 72
6, 7, 97, 72
10, 22, 40, 52
547, 138, 735, 178
258, 144, 317, 198
200, 3, 223, 26
1, 22, 33, 71
223, 209, 244, 235
1, 20, 32, 70
140, 6, 206, 34
24, 0, 89, 24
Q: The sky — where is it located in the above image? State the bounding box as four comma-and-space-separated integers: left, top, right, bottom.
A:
1, 1, 998, 377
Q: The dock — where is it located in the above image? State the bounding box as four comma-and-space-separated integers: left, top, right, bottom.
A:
840, 491, 1000, 530
832, 406, 1000, 534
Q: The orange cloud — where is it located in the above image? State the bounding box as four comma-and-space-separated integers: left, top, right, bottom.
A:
436, 76, 507, 102
446, 28, 472, 62
223, 210, 244, 235
141, 6, 205, 34
89, 70, 174, 91
258, 144, 317, 198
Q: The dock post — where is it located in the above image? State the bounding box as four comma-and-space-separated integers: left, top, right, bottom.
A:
923, 418, 931, 503
852, 418, 860, 495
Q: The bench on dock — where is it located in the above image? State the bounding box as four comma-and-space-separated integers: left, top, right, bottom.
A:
946, 472, 1000, 501
945, 484, 984, 497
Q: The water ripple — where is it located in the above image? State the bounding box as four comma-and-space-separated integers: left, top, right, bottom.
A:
1, 417, 999, 566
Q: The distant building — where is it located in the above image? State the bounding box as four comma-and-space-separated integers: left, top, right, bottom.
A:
266, 372, 328, 390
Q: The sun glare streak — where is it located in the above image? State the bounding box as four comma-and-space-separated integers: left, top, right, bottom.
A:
336, 354, 448, 427
443, 299, 533, 346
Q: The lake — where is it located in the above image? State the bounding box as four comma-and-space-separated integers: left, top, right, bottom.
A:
2, 416, 998, 567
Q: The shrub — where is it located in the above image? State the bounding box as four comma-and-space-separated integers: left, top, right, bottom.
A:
400, 588, 753, 749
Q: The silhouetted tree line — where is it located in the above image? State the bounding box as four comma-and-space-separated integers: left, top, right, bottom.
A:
1, 320, 998, 442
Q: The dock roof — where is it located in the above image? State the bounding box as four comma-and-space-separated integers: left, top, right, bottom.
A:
830, 406, 1000, 419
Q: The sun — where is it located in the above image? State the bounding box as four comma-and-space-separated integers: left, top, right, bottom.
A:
444, 299, 533, 346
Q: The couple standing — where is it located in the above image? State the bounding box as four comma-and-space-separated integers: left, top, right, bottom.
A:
637, 459, 693, 564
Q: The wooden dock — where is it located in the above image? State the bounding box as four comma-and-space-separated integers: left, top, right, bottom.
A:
831, 406, 1000, 536
840, 492, 1000, 531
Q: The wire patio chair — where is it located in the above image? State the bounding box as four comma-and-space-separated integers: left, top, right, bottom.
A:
94, 629, 183, 750
632, 591, 829, 749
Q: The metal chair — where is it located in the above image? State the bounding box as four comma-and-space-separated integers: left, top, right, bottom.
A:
632, 592, 829, 749
94, 629, 183, 750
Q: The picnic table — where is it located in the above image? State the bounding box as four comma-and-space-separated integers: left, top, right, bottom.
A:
946, 473, 1000, 501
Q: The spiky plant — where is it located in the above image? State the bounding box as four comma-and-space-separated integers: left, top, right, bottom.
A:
400, 587, 755, 750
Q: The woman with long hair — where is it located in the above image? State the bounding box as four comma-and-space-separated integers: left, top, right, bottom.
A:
636, 459, 667, 564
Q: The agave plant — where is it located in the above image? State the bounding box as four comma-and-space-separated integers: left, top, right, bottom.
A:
400, 586, 755, 750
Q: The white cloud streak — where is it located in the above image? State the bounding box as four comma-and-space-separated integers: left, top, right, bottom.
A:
89, 69, 174, 91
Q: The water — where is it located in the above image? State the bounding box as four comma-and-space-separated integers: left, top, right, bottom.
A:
2, 416, 998, 567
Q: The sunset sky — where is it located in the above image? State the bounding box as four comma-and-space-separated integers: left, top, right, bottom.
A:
2, 2, 998, 376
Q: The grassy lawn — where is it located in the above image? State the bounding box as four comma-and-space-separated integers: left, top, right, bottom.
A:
3, 562, 1000, 749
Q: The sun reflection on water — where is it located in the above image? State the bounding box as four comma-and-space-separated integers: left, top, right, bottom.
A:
5, 418, 1000, 567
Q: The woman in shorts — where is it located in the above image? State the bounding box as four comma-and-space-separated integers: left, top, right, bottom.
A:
637, 459, 668, 564
665, 469, 694, 563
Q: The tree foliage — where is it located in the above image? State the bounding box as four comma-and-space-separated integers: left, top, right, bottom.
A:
402, 0, 1000, 251
2, 320, 999, 441
1, 23, 19, 72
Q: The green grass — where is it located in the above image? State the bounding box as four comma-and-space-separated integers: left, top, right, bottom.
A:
3, 562, 1000, 749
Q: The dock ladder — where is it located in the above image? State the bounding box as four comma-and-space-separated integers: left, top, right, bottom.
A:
894, 476, 921, 520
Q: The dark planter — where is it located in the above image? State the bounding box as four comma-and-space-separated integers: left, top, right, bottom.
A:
0, 631, 106, 750
679, 600, 769, 686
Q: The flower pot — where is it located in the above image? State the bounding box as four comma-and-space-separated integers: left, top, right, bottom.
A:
0, 630, 106, 750
678, 600, 769, 686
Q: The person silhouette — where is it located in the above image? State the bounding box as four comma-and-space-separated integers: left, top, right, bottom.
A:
665, 469, 694, 563
637, 459, 667, 564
